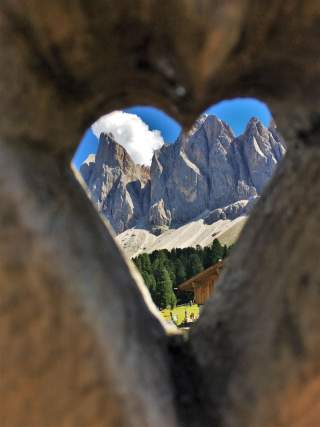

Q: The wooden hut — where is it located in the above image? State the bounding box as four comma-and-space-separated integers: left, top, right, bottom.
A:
178, 260, 224, 305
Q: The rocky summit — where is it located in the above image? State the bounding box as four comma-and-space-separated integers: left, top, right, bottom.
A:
80, 115, 286, 235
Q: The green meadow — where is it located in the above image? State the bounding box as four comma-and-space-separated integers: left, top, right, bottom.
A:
161, 304, 200, 326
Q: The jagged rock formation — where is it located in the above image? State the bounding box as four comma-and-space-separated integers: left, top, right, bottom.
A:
204, 198, 256, 223
81, 115, 286, 234
82, 132, 150, 233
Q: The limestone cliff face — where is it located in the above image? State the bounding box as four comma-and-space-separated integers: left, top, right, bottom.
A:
80, 116, 286, 234
233, 117, 286, 193
148, 115, 285, 228
81, 132, 150, 234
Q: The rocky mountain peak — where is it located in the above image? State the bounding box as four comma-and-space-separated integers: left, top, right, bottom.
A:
203, 114, 234, 136
81, 115, 286, 236
179, 114, 234, 150
244, 116, 268, 138
202, 115, 234, 146
96, 132, 135, 173
188, 113, 209, 136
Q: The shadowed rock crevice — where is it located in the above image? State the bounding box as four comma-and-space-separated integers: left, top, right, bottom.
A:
167, 335, 213, 427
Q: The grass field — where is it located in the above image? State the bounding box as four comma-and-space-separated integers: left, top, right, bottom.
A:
160, 304, 200, 326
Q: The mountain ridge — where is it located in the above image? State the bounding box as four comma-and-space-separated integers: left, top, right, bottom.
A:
80, 115, 286, 240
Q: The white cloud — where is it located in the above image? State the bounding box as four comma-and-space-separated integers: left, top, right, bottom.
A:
91, 111, 164, 166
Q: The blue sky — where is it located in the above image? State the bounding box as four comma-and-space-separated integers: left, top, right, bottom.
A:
73, 98, 272, 168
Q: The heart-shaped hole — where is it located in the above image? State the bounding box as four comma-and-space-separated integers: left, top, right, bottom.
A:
72, 97, 286, 330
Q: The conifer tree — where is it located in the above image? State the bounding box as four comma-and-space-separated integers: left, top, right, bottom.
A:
141, 271, 156, 294
175, 258, 187, 284
211, 239, 224, 264
154, 267, 176, 309
133, 238, 231, 307
188, 254, 204, 277
140, 253, 152, 273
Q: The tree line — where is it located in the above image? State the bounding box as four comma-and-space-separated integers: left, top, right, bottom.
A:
133, 239, 232, 309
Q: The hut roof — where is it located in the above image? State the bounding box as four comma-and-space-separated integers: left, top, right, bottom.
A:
178, 259, 224, 292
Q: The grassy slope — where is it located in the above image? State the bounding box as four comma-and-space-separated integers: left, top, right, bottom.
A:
161, 304, 200, 326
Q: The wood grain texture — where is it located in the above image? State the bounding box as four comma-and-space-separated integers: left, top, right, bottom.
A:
0, 1, 320, 426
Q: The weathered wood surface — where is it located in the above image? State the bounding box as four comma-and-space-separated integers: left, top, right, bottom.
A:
0, 1, 320, 426
191, 145, 320, 427
179, 261, 223, 305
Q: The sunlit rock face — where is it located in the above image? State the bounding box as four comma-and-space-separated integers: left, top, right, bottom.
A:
234, 118, 287, 193
80, 115, 286, 234
81, 132, 150, 233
